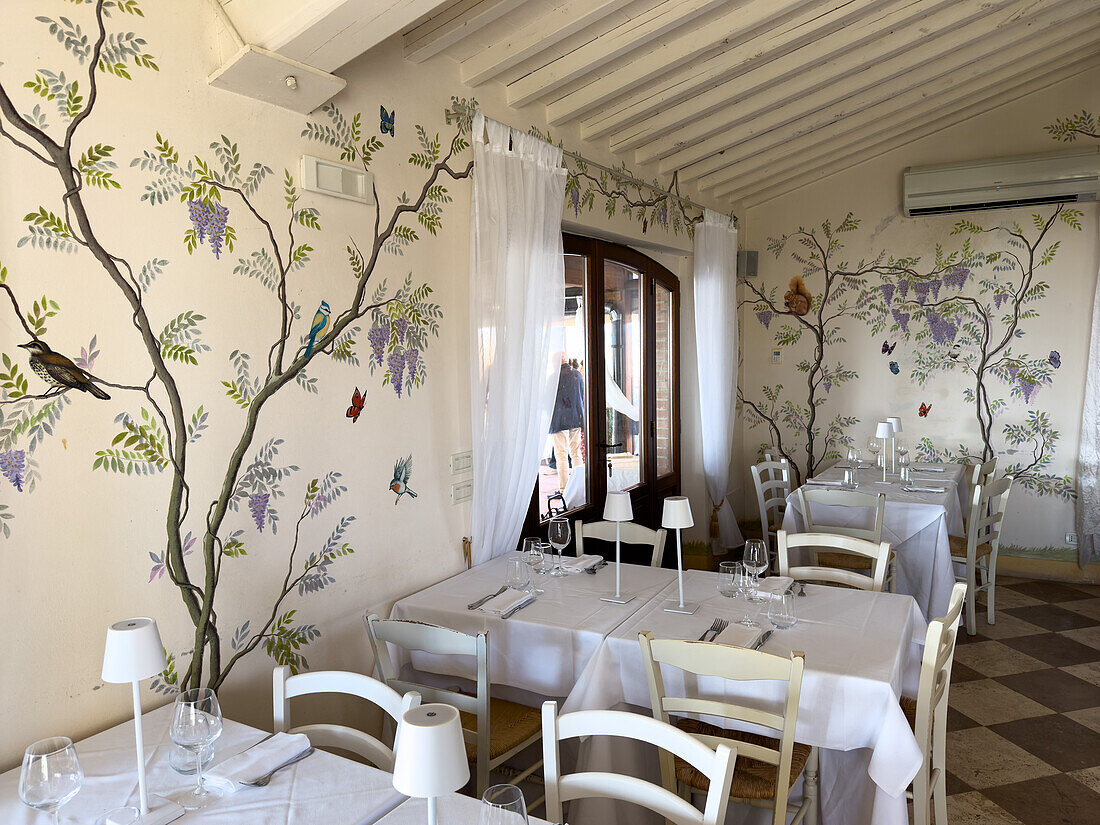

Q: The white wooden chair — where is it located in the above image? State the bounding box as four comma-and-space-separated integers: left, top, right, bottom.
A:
777, 530, 891, 592
272, 666, 419, 771
638, 632, 817, 825
574, 519, 667, 567
950, 475, 1013, 635
901, 582, 967, 825
364, 614, 543, 803
542, 700, 736, 825
961, 456, 997, 533
750, 458, 792, 560
795, 487, 893, 587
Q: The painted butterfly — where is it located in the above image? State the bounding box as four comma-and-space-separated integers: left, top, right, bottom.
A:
918, 402, 932, 418
380, 105, 395, 136
882, 340, 897, 355
346, 387, 365, 423
889, 361, 900, 375
1049, 350, 1061, 369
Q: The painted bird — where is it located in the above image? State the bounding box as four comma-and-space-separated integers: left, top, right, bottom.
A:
389, 454, 417, 505
304, 300, 330, 358
19, 340, 110, 399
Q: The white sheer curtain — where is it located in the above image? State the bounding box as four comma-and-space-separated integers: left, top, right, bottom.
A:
469, 111, 567, 565
1076, 220, 1100, 568
693, 209, 743, 551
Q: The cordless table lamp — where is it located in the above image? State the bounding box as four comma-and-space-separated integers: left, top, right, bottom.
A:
662, 496, 697, 615
887, 416, 903, 474
599, 491, 635, 605
393, 704, 469, 825
875, 421, 894, 483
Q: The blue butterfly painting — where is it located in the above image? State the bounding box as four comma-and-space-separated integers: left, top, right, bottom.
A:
889, 361, 900, 375
380, 105, 395, 136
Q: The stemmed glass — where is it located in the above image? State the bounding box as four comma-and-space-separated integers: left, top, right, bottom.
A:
734, 563, 759, 627
522, 537, 545, 573
744, 540, 768, 603
899, 452, 912, 484
719, 561, 756, 628
866, 439, 882, 469
478, 783, 529, 825
547, 517, 570, 577
19, 737, 83, 825
170, 688, 224, 810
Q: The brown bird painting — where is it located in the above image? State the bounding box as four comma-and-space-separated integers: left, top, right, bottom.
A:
18, 340, 110, 400
784, 276, 813, 316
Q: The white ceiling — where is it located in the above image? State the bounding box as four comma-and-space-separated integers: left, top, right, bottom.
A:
220, 0, 1100, 207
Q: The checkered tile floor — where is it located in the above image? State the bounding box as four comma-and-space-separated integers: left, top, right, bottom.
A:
941, 576, 1100, 824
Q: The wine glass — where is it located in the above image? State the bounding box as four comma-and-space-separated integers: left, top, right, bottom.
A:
547, 517, 570, 577
745, 540, 768, 603
521, 537, 545, 573
19, 737, 83, 825
505, 554, 531, 591
767, 592, 798, 630
734, 563, 758, 627
899, 452, 912, 484
478, 783, 529, 825
170, 688, 224, 810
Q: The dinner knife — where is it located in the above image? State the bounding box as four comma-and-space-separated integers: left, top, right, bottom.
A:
752, 630, 774, 651
501, 596, 535, 619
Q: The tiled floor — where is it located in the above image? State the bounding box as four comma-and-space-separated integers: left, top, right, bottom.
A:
943, 576, 1100, 824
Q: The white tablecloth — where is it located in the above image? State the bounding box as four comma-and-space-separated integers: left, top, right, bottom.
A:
563, 570, 926, 825
0, 704, 406, 825
782, 462, 967, 619
390, 555, 676, 698
378, 792, 552, 825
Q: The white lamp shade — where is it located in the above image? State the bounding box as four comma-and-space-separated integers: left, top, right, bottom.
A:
661, 496, 694, 529
603, 491, 633, 522
392, 704, 469, 798
887, 416, 903, 434
102, 618, 167, 683
875, 421, 894, 439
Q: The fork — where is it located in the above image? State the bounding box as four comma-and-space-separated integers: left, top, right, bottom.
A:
697, 618, 722, 641
707, 619, 729, 641
467, 586, 507, 610
242, 747, 315, 786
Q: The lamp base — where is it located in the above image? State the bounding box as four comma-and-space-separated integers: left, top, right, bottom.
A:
663, 600, 699, 615
599, 592, 636, 604
139, 798, 186, 825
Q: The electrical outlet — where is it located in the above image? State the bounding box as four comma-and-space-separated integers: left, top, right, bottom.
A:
450, 450, 473, 475
451, 480, 473, 505
1066, 532, 1078, 547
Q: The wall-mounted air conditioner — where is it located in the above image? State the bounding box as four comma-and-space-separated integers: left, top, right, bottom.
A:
903, 147, 1100, 217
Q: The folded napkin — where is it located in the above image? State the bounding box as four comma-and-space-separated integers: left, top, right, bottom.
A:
480, 588, 535, 614
804, 478, 842, 486
207, 732, 311, 791
756, 576, 794, 598
913, 465, 945, 472
904, 484, 946, 493
560, 554, 603, 573
713, 623, 763, 648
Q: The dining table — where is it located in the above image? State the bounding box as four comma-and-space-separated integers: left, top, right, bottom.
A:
0, 703, 407, 825
377, 791, 553, 825
781, 461, 968, 619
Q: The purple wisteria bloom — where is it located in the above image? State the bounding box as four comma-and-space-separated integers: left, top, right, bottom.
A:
388, 349, 406, 398
367, 321, 389, 367
943, 268, 969, 290
1005, 362, 1019, 383
912, 281, 932, 304
927, 311, 958, 345
1019, 376, 1040, 403
757, 310, 773, 329
405, 347, 420, 382
249, 493, 269, 532
896, 279, 910, 299
880, 283, 895, 305
823, 379, 833, 394
187, 200, 230, 259
892, 309, 910, 333
993, 292, 1010, 310
0, 450, 25, 491
657, 200, 668, 227
395, 317, 409, 345
570, 187, 581, 217
928, 278, 942, 301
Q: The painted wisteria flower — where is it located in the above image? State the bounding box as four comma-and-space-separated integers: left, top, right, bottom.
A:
187, 200, 230, 259
1019, 375, 1040, 403
943, 268, 969, 290
823, 379, 833, 394
367, 321, 389, 367
993, 292, 1010, 310
570, 187, 581, 217
756, 310, 773, 329
892, 309, 910, 332
405, 347, 420, 381
896, 279, 910, 299
310, 494, 330, 517
249, 492, 270, 532
388, 349, 406, 398
927, 311, 958, 345
394, 316, 409, 345
0, 450, 25, 492
209, 203, 229, 258
912, 281, 932, 304
928, 278, 941, 301
1049, 350, 1061, 369
1006, 362, 1020, 383
880, 283, 895, 305
657, 200, 668, 227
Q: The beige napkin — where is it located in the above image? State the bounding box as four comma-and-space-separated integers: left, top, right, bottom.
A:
804, 478, 842, 486
757, 576, 794, 598
713, 623, 763, 648
913, 465, 945, 472
480, 588, 535, 615
207, 731, 311, 791
560, 553, 603, 573
904, 484, 946, 493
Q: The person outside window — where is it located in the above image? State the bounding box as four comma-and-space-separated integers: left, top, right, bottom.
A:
550, 356, 585, 491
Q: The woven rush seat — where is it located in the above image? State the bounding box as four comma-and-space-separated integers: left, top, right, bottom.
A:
900, 694, 918, 729
947, 534, 993, 559
460, 698, 542, 760
674, 718, 812, 799
816, 550, 872, 570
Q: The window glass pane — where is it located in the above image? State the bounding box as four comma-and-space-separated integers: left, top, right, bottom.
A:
538, 253, 589, 522
604, 260, 643, 492
656, 282, 674, 477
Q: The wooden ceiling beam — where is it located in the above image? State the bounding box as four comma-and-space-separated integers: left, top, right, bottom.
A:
459, 0, 634, 87
402, 0, 529, 63
581, 0, 895, 144
644, 0, 1024, 169
544, 0, 824, 126
675, 0, 1097, 182
738, 54, 1100, 208
504, 0, 731, 109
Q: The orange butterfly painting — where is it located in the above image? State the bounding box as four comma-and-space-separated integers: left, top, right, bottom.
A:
918, 402, 932, 418
346, 387, 365, 423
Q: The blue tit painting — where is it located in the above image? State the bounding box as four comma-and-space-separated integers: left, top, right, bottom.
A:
889, 361, 900, 375
389, 454, 417, 504
305, 300, 330, 358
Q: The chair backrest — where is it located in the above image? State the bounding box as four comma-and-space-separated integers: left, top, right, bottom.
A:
638, 633, 803, 825
542, 700, 735, 825
910, 582, 967, 818
272, 666, 420, 771
796, 487, 886, 543
777, 530, 891, 591
751, 459, 791, 551
575, 519, 668, 567
962, 475, 1013, 560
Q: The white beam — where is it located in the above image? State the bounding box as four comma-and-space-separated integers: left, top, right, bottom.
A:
402, 0, 528, 64
674, 0, 1097, 182
505, 0, 732, 109
579, 0, 893, 142
716, 24, 1100, 197
544, 0, 824, 126
740, 54, 1100, 208
460, 0, 635, 87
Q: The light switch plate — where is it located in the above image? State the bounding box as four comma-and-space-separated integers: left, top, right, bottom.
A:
451, 480, 473, 505
450, 450, 473, 475
771, 349, 782, 364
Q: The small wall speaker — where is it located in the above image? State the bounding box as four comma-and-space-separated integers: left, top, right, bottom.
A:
738, 250, 759, 278
301, 155, 374, 204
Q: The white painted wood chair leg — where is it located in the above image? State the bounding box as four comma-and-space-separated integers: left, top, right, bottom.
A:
932, 700, 949, 825
985, 558, 997, 625
803, 747, 819, 825
965, 570, 977, 635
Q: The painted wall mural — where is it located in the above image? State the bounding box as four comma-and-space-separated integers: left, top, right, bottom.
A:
0, 0, 472, 691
